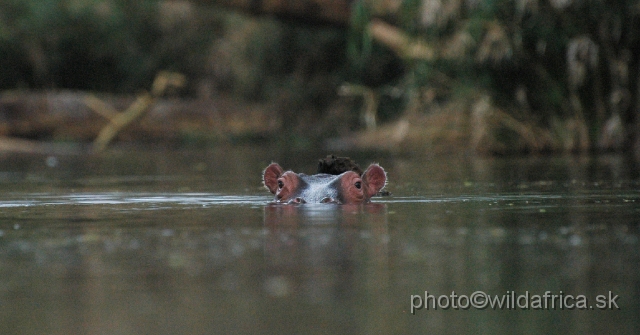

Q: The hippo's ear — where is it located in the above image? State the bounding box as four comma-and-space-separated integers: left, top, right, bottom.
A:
362, 164, 386, 197
263, 163, 284, 194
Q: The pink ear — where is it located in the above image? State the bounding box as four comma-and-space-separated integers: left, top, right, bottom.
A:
362, 164, 386, 197
263, 163, 284, 194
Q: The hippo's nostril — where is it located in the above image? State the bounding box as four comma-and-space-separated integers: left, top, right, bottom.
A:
292, 197, 306, 204
320, 197, 336, 203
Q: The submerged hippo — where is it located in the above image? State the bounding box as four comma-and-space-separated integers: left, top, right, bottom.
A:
263, 162, 387, 204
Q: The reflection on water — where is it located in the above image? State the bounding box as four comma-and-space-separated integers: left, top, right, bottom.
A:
0, 149, 638, 335
261, 204, 392, 334
0, 193, 269, 208
262, 204, 390, 294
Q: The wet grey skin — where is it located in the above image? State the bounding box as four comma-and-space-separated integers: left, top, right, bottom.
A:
281, 173, 343, 204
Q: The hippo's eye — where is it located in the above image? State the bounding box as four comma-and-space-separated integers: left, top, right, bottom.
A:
277, 180, 284, 189
355, 181, 362, 189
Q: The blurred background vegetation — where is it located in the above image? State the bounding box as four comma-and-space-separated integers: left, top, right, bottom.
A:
0, 0, 639, 154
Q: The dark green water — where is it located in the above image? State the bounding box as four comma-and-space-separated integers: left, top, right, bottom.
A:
0, 147, 638, 334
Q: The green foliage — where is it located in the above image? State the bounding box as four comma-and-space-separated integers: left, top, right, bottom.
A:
397, 0, 423, 34
212, 14, 346, 109
345, 0, 640, 150
347, 0, 373, 71
0, 0, 219, 93
347, 0, 405, 89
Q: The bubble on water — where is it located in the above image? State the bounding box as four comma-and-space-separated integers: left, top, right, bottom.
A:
230, 243, 244, 257
128, 239, 140, 249
538, 231, 548, 241
168, 253, 186, 268
568, 234, 582, 246
359, 231, 372, 239
264, 275, 290, 297
490, 228, 505, 238
45, 156, 58, 168
519, 234, 535, 245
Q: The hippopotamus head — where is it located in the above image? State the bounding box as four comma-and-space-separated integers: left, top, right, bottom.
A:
263, 163, 387, 204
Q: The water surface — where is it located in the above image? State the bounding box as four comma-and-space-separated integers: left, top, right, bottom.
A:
0, 148, 638, 334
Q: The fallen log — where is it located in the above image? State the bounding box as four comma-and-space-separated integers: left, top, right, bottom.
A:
0, 90, 280, 149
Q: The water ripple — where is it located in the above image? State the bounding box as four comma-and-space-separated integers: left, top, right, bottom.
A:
0, 193, 272, 208
0, 192, 636, 209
